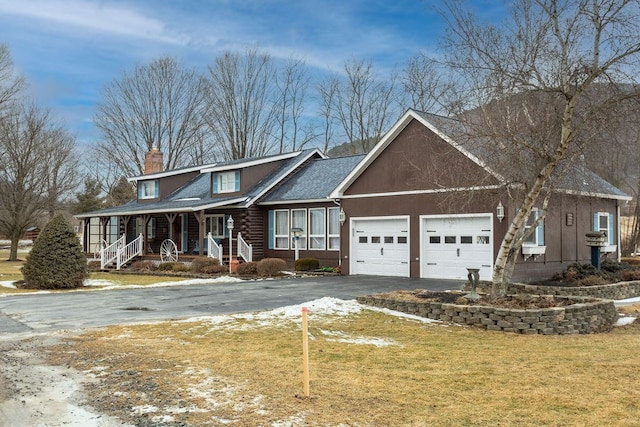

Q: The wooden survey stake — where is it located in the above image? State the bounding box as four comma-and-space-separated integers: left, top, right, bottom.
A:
302, 306, 310, 397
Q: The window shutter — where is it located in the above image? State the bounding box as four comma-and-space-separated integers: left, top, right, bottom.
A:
593, 213, 598, 232
609, 213, 614, 245
234, 171, 240, 192
268, 210, 275, 249
213, 174, 219, 194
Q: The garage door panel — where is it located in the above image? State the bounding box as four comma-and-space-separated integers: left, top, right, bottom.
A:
351, 218, 409, 277
422, 215, 493, 281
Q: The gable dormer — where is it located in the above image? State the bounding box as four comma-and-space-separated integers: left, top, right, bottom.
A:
211, 170, 241, 195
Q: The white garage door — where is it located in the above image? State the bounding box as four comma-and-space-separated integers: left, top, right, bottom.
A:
421, 215, 493, 280
351, 218, 409, 277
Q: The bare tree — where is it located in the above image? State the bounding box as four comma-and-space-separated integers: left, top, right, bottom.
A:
0, 44, 25, 114
440, 0, 640, 294
204, 49, 278, 160
317, 76, 339, 154
274, 57, 316, 152
401, 53, 452, 114
320, 59, 400, 154
43, 127, 80, 218
0, 103, 78, 260
94, 56, 209, 177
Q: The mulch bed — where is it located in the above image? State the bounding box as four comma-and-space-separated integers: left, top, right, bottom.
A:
381, 290, 585, 309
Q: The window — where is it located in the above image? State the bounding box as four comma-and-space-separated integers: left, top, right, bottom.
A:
135, 217, 156, 238
274, 210, 289, 249
213, 171, 240, 194
594, 212, 615, 246
429, 236, 441, 244
445, 236, 456, 244
524, 208, 544, 246
269, 207, 339, 251
291, 209, 307, 250
138, 180, 158, 199
309, 208, 325, 249
205, 215, 226, 238
328, 207, 340, 250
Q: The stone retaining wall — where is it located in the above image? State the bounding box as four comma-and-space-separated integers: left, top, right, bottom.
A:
508, 281, 640, 300
356, 295, 617, 335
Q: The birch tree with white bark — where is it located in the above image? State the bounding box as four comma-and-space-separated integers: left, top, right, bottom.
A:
439, 0, 640, 295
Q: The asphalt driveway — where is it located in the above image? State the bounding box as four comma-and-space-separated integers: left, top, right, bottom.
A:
0, 275, 464, 336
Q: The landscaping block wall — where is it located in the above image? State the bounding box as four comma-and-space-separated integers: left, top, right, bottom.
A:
508, 281, 640, 300
356, 295, 617, 335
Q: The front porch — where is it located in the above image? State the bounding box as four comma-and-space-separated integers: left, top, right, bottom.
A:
81, 210, 257, 270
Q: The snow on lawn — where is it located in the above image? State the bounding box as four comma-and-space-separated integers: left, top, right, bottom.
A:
181, 297, 441, 347
83, 276, 244, 290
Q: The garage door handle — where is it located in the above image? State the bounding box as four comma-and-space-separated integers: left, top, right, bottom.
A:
380, 248, 384, 256
457, 248, 460, 257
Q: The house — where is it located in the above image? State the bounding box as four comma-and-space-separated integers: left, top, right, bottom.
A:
75, 148, 362, 268
331, 109, 630, 282
77, 109, 629, 282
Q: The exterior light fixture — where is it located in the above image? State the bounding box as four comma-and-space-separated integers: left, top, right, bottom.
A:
496, 201, 505, 223
227, 216, 234, 273
291, 227, 303, 261
339, 208, 346, 226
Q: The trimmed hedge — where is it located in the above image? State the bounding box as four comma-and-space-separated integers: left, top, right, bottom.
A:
191, 256, 220, 273
295, 257, 320, 271
22, 214, 88, 289
237, 261, 258, 276
257, 258, 286, 277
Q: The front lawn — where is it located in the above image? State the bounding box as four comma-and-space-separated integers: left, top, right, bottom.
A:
47, 299, 640, 426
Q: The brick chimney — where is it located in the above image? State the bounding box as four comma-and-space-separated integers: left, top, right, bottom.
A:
144, 147, 163, 174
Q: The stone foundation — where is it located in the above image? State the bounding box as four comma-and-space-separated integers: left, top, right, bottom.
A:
356, 295, 617, 335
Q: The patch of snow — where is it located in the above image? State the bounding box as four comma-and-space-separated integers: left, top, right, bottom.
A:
615, 316, 636, 326
615, 296, 640, 306
132, 404, 159, 414
0, 281, 16, 289
320, 329, 399, 347
83, 276, 245, 290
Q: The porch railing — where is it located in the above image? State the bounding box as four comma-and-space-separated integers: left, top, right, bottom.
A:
117, 233, 144, 269
101, 234, 125, 269
237, 232, 253, 262
207, 232, 223, 262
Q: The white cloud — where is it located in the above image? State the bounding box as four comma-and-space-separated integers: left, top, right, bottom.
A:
0, 0, 187, 45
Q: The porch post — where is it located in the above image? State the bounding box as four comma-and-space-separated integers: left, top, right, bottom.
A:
166, 212, 178, 241
120, 216, 131, 241
194, 210, 205, 256
99, 217, 109, 244
141, 214, 151, 253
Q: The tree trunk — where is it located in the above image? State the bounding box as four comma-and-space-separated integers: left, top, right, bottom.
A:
492, 100, 577, 295
8, 231, 20, 261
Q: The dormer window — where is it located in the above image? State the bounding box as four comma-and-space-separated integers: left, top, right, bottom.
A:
138, 180, 159, 199
213, 171, 240, 194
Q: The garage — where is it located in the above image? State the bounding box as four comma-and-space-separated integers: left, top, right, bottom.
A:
421, 214, 493, 280
350, 217, 409, 277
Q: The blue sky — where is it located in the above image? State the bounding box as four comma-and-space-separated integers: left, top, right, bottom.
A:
0, 0, 507, 146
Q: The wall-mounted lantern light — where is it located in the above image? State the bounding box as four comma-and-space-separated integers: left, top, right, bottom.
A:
496, 201, 505, 223
339, 208, 346, 226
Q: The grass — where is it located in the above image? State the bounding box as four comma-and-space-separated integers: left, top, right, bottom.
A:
0, 250, 186, 293
47, 306, 640, 426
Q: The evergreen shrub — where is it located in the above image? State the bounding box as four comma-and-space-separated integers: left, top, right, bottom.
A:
22, 214, 88, 289
294, 257, 320, 271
